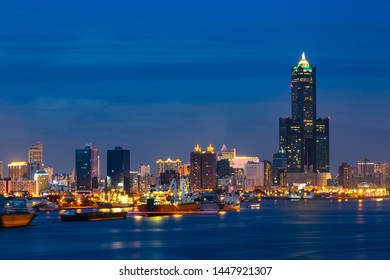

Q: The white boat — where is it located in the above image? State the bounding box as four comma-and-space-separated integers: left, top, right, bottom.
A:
290, 193, 302, 200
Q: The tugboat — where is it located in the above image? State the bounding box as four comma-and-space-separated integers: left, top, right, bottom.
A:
0, 195, 37, 228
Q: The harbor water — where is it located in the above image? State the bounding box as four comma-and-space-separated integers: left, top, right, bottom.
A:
1, 199, 390, 260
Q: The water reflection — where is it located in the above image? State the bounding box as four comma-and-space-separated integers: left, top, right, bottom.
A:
358, 200, 363, 211
3, 200, 390, 260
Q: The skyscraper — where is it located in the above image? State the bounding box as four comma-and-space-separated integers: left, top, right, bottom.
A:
279, 53, 330, 174
75, 144, 99, 193
28, 142, 43, 165
107, 146, 130, 193
28, 142, 44, 180
190, 144, 216, 191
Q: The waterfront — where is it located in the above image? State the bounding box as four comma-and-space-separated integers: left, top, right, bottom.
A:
1, 199, 390, 260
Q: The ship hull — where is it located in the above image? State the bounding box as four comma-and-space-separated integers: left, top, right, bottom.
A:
0, 213, 37, 228
61, 211, 127, 222
137, 203, 200, 215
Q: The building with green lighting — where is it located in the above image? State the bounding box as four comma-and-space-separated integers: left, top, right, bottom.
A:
279, 53, 330, 182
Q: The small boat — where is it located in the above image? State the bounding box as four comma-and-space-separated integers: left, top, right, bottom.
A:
290, 193, 302, 200
0, 196, 37, 228
240, 192, 261, 209
220, 203, 240, 211
60, 209, 127, 222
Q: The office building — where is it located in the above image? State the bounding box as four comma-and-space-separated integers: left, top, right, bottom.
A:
107, 146, 130, 193
75, 144, 99, 192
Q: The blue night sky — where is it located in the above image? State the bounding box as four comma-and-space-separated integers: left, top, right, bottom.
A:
0, 0, 389, 176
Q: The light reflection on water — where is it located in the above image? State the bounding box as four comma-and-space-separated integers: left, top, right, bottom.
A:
2, 199, 390, 260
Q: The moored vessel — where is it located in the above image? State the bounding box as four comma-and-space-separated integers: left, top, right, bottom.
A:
0, 195, 37, 228
60, 209, 127, 222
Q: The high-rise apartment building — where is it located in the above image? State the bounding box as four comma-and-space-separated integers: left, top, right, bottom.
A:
75, 144, 99, 192
156, 158, 182, 175
338, 162, 352, 188
107, 146, 130, 193
190, 144, 216, 191
0, 161, 3, 179
279, 53, 330, 174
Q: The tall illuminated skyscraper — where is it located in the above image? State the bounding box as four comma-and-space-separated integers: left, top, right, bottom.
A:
75, 144, 99, 192
279, 53, 329, 173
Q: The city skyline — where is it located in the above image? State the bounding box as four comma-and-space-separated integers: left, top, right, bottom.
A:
0, 1, 390, 176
